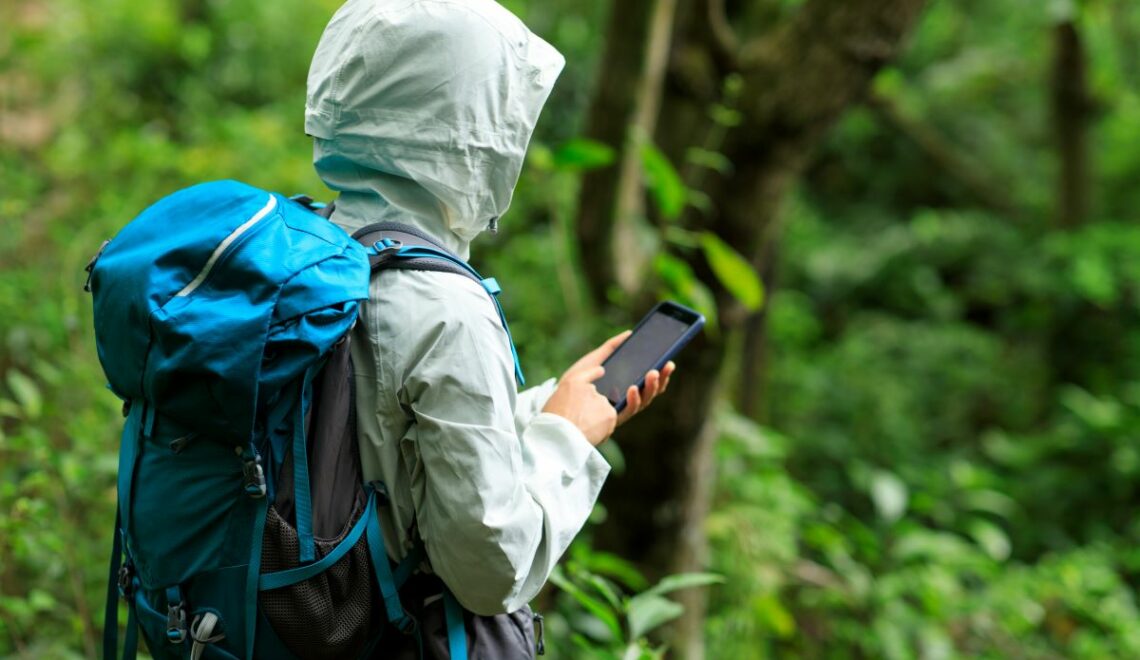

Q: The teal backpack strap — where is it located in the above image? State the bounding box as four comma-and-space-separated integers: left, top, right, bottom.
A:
442, 589, 468, 660
364, 485, 416, 633
352, 223, 526, 387
103, 506, 140, 660
293, 367, 318, 564
103, 506, 123, 659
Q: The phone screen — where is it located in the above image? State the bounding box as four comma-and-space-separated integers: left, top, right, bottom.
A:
596, 309, 695, 406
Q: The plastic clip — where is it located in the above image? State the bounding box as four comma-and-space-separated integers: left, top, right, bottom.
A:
241, 452, 267, 499
166, 601, 188, 644
396, 613, 418, 636
117, 564, 134, 599
370, 238, 403, 259
534, 612, 545, 655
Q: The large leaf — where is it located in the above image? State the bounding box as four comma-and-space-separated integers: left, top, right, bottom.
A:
553, 138, 616, 171
5, 370, 42, 420
549, 567, 624, 642
653, 253, 718, 332
699, 231, 765, 311
641, 142, 687, 219
626, 594, 684, 640
642, 572, 725, 598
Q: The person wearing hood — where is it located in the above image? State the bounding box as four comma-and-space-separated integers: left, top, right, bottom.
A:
305, 0, 674, 656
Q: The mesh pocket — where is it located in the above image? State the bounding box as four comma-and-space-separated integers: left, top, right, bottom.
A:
260, 496, 378, 659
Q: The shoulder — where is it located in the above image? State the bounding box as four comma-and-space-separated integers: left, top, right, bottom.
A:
360, 268, 507, 364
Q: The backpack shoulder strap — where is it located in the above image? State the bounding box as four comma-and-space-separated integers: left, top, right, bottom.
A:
350, 221, 524, 386
352, 222, 482, 285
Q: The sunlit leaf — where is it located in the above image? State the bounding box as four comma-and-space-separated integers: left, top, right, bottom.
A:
641, 142, 686, 219
553, 138, 616, 171
700, 231, 764, 311
626, 594, 683, 640
642, 572, 724, 598
653, 253, 718, 332
752, 593, 796, 638
968, 519, 1011, 561
870, 469, 908, 523
550, 567, 624, 642
6, 370, 42, 420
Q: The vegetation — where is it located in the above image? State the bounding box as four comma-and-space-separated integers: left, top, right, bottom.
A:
5, 0, 1140, 657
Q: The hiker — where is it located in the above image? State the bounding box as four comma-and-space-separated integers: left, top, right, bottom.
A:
304, 0, 675, 655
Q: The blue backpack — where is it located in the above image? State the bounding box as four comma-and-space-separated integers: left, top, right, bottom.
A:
89, 180, 523, 659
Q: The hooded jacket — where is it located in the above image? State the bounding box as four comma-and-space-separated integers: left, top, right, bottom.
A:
306, 0, 610, 615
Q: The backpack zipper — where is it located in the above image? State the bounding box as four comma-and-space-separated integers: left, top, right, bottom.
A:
174, 194, 277, 298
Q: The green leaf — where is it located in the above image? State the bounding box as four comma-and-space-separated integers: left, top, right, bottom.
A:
752, 593, 796, 638
709, 104, 743, 127
6, 370, 42, 420
553, 138, 616, 171
685, 147, 733, 174
870, 470, 908, 523
643, 572, 725, 598
968, 519, 1011, 562
641, 142, 687, 219
550, 567, 624, 642
626, 594, 684, 640
653, 253, 719, 332
586, 574, 624, 611
578, 551, 649, 591
699, 232, 764, 310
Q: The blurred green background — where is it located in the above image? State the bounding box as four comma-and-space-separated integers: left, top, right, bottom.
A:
5, 0, 1140, 657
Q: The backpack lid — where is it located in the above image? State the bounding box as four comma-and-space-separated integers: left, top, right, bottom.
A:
91, 180, 370, 442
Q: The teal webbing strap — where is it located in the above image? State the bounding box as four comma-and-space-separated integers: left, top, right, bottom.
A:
258, 494, 375, 591
119, 402, 144, 550
164, 585, 185, 644
392, 246, 526, 386
122, 592, 138, 660
364, 489, 411, 629
391, 541, 424, 588
244, 497, 269, 659
102, 507, 123, 660
442, 589, 468, 660
293, 371, 315, 564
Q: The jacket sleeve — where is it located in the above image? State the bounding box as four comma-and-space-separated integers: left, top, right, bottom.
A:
513, 379, 558, 437
400, 282, 610, 615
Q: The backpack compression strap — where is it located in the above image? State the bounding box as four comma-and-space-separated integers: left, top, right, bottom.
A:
352, 222, 525, 387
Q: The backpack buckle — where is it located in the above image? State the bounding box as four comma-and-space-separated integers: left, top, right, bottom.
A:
166, 601, 188, 644
117, 563, 134, 599
241, 453, 267, 499
370, 238, 403, 259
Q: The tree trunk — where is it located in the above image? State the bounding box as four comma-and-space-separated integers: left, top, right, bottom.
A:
1051, 20, 1092, 229
576, 0, 672, 303
578, 1, 927, 656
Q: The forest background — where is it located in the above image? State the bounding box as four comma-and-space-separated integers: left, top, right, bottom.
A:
4, 0, 1140, 657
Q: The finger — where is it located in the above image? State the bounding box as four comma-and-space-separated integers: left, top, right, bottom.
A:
570, 330, 632, 372
577, 365, 606, 383
617, 385, 641, 425
659, 362, 675, 394
641, 370, 660, 404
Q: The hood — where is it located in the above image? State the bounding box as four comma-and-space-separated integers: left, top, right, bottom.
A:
305, 0, 565, 258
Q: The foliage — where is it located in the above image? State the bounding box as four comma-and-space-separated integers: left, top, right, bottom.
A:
6, 0, 1140, 657
543, 544, 723, 659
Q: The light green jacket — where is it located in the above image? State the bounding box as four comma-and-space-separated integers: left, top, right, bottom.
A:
305, 0, 610, 615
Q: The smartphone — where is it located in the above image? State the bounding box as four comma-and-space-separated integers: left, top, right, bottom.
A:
595, 301, 705, 412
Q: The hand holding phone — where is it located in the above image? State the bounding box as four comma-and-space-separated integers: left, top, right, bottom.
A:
595, 301, 704, 412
